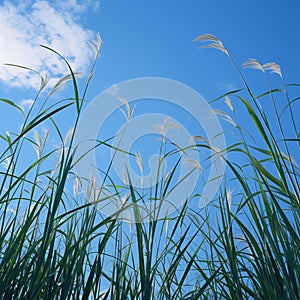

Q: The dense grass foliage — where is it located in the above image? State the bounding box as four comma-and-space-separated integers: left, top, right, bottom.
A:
0, 34, 299, 299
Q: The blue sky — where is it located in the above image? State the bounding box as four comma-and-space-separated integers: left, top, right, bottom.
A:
0, 0, 299, 216
91, 0, 300, 94
1, 0, 299, 96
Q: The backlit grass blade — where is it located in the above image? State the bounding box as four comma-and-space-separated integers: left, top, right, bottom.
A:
0, 98, 25, 116
40, 45, 80, 114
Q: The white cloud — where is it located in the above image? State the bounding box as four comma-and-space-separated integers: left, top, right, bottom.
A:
0, 0, 99, 90
19, 98, 34, 110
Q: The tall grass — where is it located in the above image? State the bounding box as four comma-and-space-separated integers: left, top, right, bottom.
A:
0, 33, 299, 299
191, 34, 300, 299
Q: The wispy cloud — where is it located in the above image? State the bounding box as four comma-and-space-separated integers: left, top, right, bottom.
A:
217, 82, 237, 91
0, 0, 99, 90
19, 99, 34, 110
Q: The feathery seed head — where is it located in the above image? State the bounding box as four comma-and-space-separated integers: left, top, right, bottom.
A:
224, 96, 234, 112
263, 62, 282, 77
89, 32, 103, 60
243, 58, 265, 72
193, 33, 228, 55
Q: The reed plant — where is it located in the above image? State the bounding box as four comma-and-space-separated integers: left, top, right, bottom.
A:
0, 33, 299, 299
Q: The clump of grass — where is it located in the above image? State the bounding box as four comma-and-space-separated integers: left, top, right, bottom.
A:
0, 33, 119, 299
191, 34, 300, 299
0, 32, 299, 299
